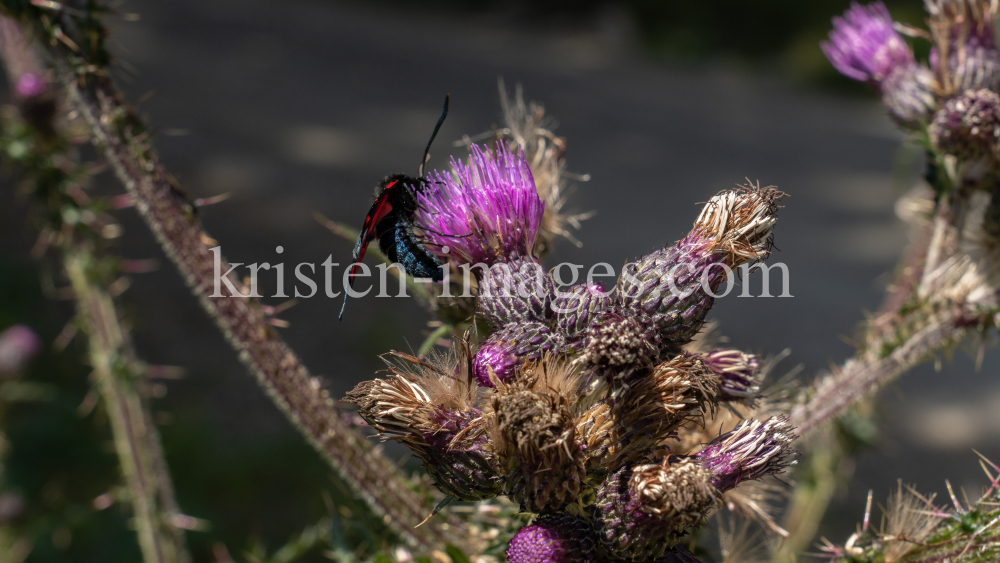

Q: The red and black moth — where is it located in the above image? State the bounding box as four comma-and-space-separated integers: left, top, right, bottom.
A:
339, 95, 453, 319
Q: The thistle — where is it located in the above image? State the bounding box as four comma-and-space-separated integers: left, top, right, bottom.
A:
696, 348, 761, 402
930, 88, 1000, 162
823, 2, 936, 125
472, 321, 564, 387
928, 0, 1000, 94
477, 258, 556, 327
694, 416, 799, 492
594, 457, 722, 560
616, 184, 785, 352
553, 281, 611, 345
505, 513, 598, 563
490, 360, 587, 512
416, 142, 544, 267
344, 348, 503, 501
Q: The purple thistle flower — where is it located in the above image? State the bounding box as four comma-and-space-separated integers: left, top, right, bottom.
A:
695, 416, 798, 492
507, 513, 597, 563
822, 2, 914, 84
416, 143, 545, 266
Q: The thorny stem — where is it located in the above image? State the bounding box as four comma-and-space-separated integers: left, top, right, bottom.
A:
790, 188, 986, 437
0, 6, 469, 552
65, 251, 191, 563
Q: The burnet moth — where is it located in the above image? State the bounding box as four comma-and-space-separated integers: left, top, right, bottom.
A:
339, 95, 455, 320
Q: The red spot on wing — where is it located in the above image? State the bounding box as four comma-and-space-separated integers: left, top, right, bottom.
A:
348, 184, 398, 287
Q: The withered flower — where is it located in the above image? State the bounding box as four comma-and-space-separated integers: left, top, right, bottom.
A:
617, 184, 785, 352
345, 348, 503, 501
490, 359, 588, 512
694, 416, 798, 492
594, 457, 722, 560
605, 354, 721, 470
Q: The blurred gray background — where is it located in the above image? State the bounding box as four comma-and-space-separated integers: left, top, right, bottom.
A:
2, 0, 998, 560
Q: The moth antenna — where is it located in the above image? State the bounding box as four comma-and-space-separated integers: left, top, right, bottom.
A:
418, 94, 450, 178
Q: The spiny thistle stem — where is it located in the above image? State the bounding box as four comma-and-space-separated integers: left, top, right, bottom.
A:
0, 6, 468, 552
65, 251, 191, 563
790, 306, 971, 437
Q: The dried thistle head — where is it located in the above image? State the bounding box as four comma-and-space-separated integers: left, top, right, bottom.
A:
927, 0, 1000, 94
605, 354, 721, 470
498, 82, 591, 258
694, 416, 799, 493
880, 481, 942, 562
574, 312, 658, 381
344, 348, 503, 501
691, 182, 786, 267
490, 359, 587, 512
594, 457, 722, 560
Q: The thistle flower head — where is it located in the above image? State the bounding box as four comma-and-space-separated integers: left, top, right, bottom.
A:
928, 0, 1000, 92
491, 359, 587, 512
822, 2, 914, 84
691, 183, 786, 267
506, 513, 598, 563
606, 354, 720, 469
471, 321, 565, 388
553, 282, 611, 342
880, 63, 938, 126
699, 349, 761, 402
498, 83, 591, 257
576, 312, 658, 375
417, 143, 544, 266
695, 416, 798, 492
930, 88, 1000, 159
344, 349, 503, 500
595, 458, 722, 560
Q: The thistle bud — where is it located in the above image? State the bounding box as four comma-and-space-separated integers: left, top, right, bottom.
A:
617, 185, 784, 350
930, 88, 1000, 161
477, 258, 555, 327
416, 142, 545, 266
594, 458, 722, 560
344, 352, 503, 501
694, 416, 798, 492
506, 513, 598, 563
696, 348, 761, 402
606, 354, 720, 470
880, 64, 938, 126
552, 282, 611, 343
492, 362, 587, 512
472, 321, 565, 387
